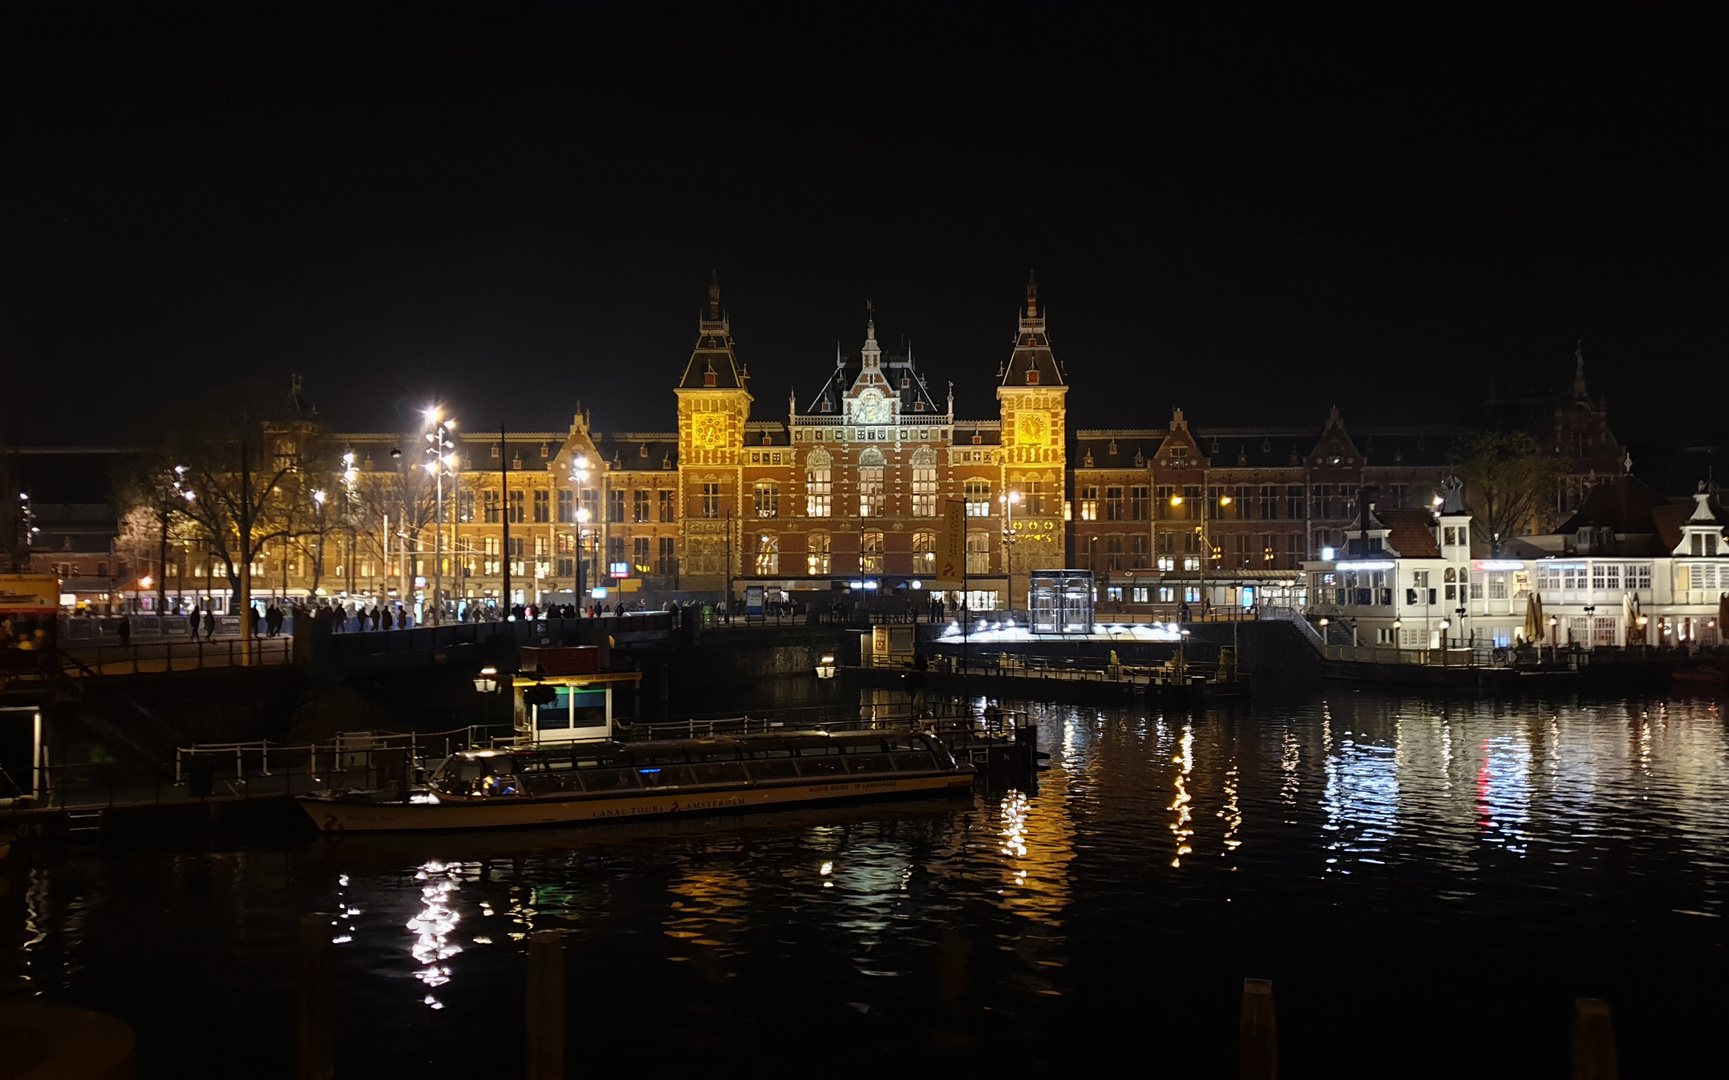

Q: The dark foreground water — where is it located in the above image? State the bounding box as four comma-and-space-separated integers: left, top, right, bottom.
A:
4, 690, 1728, 1079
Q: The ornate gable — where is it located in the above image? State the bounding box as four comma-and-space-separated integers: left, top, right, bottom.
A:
1305, 406, 1363, 469
1154, 408, 1209, 469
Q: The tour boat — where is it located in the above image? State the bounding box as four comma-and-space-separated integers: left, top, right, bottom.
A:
296, 729, 975, 832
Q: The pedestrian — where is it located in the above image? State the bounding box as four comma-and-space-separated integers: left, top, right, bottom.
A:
117, 615, 131, 647
202, 609, 216, 640
188, 606, 200, 638
381, 606, 393, 631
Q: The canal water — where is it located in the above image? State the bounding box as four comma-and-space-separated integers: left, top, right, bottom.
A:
4, 689, 1726, 1078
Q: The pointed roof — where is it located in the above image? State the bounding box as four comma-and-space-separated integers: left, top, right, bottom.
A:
999, 273, 1065, 389
676, 275, 750, 392
802, 309, 945, 417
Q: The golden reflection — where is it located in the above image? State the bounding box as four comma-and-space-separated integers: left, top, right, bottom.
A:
1279, 730, 1300, 815
407, 860, 463, 1008
1169, 723, 1194, 868
665, 855, 749, 955
1218, 761, 1242, 854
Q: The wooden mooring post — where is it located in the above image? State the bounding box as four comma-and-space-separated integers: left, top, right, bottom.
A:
1571, 998, 1618, 1080
526, 930, 565, 1080
298, 913, 335, 1080
1239, 977, 1277, 1080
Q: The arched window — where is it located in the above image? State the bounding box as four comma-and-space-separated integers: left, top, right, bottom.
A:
912, 530, 937, 572
966, 531, 990, 575
806, 448, 832, 518
755, 532, 779, 575
860, 531, 884, 573
859, 447, 886, 516
910, 446, 938, 516
807, 532, 832, 575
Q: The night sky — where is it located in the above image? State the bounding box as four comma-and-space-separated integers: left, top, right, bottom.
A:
3, 2, 1724, 445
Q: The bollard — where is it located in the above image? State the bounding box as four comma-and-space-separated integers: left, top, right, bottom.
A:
298, 913, 335, 1080
526, 930, 565, 1080
1572, 998, 1618, 1080
1239, 977, 1277, 1080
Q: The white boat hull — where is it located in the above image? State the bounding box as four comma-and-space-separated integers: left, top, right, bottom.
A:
299, 772, 973, 832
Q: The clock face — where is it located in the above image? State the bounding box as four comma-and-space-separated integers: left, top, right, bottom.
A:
693, 414, 726, 448
1018, 411, 1049, 445
855, 389, 889, 425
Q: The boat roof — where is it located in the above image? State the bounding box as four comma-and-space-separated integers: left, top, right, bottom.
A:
461, 729, 929, 759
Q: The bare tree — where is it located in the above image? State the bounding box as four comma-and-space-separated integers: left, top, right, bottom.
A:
1453, 431, 1560, 551
165, 383, 324, 659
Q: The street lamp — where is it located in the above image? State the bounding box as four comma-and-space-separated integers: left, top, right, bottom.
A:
425, 409, 457, 623
999, 489, 1020, 611
570, 453, 592, 602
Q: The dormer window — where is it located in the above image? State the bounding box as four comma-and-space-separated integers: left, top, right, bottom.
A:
914, 401, 924, 412
540, 443, 549, 458
1026, 370, 1040, 385
640, 444, 650, 458
821, 399, 832, 413
512, 455, 523, 470
901, 377, 910, 388
492, 445, 501, 459
704, 370, 717, 387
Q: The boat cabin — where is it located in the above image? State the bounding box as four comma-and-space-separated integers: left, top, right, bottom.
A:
433, 731, 961, 799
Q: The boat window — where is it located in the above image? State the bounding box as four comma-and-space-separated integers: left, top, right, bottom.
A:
891, 752, 938, 772
692, 747, 743, 762
578, 768, 637, 792
794, 744, 841, 756
637, 765, 695, 787
846, 754, 894, 774
795, 755, 845, 777
839, 739, 888, 754
630, 750, 689, 767
883, 737, 919, 752
689, 761, 747, 784
746, 757, 800, 781
749, 747, 792, 759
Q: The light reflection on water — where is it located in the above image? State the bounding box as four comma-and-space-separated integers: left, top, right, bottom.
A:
3, 692, 1729, 1078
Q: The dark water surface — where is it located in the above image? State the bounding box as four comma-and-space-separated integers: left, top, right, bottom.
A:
5, 690, 1727, 1078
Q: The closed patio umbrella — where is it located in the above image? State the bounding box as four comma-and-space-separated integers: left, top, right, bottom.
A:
1718, 592, 1727, 645
1624, 592, 1638, 645
1524, 592, 1543, 644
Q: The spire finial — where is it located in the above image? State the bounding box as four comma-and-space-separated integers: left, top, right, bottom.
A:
708, 271, 721, 319
1026, 269, 1037, 318
1573, 339, 1588, 398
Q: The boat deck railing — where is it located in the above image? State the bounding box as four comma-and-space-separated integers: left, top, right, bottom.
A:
621, 700, 1029, 743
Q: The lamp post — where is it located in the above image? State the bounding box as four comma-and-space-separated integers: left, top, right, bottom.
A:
999, 490, 1020, 612
425, 409, 457, 624
1169, 489, 1229, 621
569, 454, 591, 602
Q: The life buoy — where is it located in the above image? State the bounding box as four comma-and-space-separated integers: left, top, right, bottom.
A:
1492, 648, 1508, 663
322, 814, 345, 832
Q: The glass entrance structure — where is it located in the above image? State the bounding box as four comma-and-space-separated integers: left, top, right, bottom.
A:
1029, 570, 1094, 634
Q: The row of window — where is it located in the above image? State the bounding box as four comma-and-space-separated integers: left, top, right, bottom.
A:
741, 530, 997, 576
683, 474, 1053, 519
1077, 484, 1382, 522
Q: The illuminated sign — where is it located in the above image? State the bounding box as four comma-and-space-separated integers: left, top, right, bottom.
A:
1475, 560, 1524, 571
1333, 560, 1394, 571
608, 562, 630, 579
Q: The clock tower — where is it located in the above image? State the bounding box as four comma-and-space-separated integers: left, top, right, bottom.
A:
676, 275, 752, 595
996, 274, 1069, 607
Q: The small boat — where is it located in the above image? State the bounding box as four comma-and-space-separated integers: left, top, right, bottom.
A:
298, 729, 975, 832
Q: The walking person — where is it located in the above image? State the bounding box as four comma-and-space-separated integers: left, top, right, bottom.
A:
187, 606, 200, 639
202, 609, 216, 640
117, 615, 131, 648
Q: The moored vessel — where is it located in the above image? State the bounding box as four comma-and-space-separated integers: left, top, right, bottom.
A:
298, 729, 974, 832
